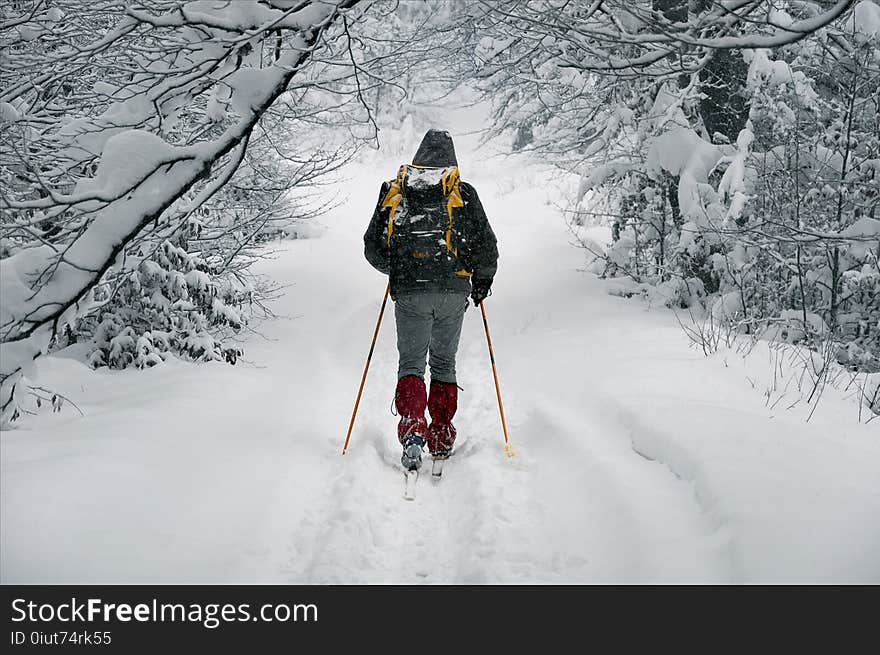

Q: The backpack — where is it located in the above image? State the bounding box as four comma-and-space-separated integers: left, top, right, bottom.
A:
381, 164, 472, 279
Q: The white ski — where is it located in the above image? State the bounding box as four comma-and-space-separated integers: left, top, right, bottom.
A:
403, 469, 419, 500
431, 458, 445, 479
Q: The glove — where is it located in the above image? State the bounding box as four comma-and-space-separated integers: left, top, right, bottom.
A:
471, 278, 492, 306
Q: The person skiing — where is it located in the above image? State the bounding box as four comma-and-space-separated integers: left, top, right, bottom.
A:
364, 129, 498, 472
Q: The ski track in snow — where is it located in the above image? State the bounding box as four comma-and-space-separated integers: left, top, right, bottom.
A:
3, 128, 878, 583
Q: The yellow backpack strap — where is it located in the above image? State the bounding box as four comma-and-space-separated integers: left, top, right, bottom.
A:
441, 166, 464, 255
381, 165, 408, 246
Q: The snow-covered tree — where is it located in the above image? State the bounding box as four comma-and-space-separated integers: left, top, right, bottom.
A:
1, 0, 363, 425
468, 0, 879, 382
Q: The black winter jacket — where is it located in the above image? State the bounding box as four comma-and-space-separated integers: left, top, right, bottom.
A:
363, 174, 498, 299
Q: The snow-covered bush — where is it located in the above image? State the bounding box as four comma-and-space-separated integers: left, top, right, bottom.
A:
72, 240, 250, 370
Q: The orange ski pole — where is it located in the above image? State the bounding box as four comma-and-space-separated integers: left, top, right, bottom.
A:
342, 282, 390, 455
480, 301, 514, 456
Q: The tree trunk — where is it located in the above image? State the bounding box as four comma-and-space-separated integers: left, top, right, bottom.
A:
699, 48, 750, 143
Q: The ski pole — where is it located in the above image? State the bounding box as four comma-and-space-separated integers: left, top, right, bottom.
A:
480, 301, 514, 457
342, 281, 390, 455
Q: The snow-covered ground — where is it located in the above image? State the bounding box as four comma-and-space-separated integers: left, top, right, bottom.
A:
2, 121, 878, 584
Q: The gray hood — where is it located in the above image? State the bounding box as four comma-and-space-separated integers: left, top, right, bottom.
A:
412, 129, 458, 168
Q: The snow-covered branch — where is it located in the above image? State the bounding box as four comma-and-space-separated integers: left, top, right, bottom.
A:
1, 0, 359, 425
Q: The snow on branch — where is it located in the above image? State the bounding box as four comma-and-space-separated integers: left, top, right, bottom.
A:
0, 0, 358, 425
475, 0, 858, 77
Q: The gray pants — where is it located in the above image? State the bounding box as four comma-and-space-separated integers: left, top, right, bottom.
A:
394, 292, 469, 384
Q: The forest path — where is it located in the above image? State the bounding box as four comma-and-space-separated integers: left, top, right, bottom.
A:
5, 126, 878, 584
0, 138, 736, 582
235, 153, 733, 583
